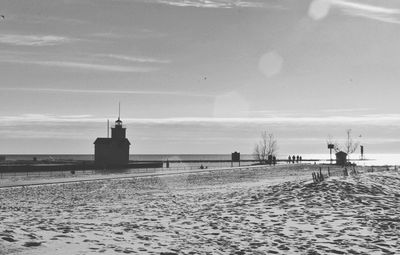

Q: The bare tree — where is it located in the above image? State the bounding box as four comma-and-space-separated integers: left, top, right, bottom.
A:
330, 129, 360, 162
254, 132, 278, 164
343, 129, 359, 160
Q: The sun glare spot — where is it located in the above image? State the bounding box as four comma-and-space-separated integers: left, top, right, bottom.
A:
258, 51, 283, 78
309, 0, 332, 20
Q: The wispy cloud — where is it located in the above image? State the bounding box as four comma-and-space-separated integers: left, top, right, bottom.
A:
2, 59, 156, 73
97, 54, 171, 64
309, 0, 400, 24
0, 114, 96, 123
118, 115, 400, 126
236, 108, 375, 118
90, 29, 166, 39
320, 107, 373, 113
2, 114, 400, 126
152, 0, 266, 8
0, 87, 212, 97
0, 34, 71, 46
0, 51, 166, 73
23, 15, 88, 25
333, 0, 400, 24
1, 114, 400, 142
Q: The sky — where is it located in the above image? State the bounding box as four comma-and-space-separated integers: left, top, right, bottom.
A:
1, 0, 400, 155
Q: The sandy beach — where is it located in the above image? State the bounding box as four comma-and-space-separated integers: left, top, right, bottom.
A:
0, 165, 399, 255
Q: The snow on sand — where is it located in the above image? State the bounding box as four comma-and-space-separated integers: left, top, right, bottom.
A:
0, 165, 399, 254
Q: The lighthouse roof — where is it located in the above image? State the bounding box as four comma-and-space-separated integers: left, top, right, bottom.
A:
94, 137, 130, 145
335, 151, 347, 156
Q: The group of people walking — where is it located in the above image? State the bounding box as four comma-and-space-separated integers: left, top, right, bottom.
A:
288, 155, 302, 164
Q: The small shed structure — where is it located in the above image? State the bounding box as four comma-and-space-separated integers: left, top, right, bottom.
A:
335, 151, 347, 166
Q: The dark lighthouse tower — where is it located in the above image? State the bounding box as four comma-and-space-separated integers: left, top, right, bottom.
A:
111, 116, 126, 140
94, 104, 131, 167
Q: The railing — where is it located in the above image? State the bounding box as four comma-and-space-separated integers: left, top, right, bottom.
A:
310, 165, 399, 184
0, 163, 302, 183
3, 163, 393, 187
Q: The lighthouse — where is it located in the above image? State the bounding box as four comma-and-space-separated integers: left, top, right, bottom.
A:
94, 105, 131, 166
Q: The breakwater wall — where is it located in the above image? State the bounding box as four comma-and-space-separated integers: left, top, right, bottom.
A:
0, 161, 163, 173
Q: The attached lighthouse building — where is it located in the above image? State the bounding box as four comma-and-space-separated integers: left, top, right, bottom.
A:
94, 117, 131, 166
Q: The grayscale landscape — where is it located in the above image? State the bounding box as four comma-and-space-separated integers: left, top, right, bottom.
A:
1, 0, 400, 254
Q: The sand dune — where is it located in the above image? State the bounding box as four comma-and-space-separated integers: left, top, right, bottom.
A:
0, 165, 399, 254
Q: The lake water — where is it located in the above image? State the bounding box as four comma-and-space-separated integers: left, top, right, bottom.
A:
1, 153, 400, 166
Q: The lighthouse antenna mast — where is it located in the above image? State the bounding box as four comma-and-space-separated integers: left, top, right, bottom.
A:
118, 102, 121, 120
107, 119, 109, 138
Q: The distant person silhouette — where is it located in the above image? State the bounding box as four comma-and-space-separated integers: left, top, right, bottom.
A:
292, 155, 295, 164
296, 155, 299, 163
268, 155, 273, 165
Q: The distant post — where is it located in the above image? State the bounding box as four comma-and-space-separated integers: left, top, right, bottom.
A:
231, 152, 240, 167
360, 145, 364, 160
327, 144, 334, 164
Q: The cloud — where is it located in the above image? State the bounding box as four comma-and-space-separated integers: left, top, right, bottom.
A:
153, 0, 265, 8
90, 29, 166, 40
0, 87, 212, 97
0, 34, 71, 46
0, 114, 99, 139
2, 59, 156, 73
2, 114, 400, 147
320, 107, 373, 113
241, 108, 374, 118
3, 114, 400, 126
0, 51, 167, 73
0, 114, 100, 125
309, 0, 400, 24
97, 54, 171, 64
23, 15, 88, 25
119, 115, 400, 126
336, 0, 400, 24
